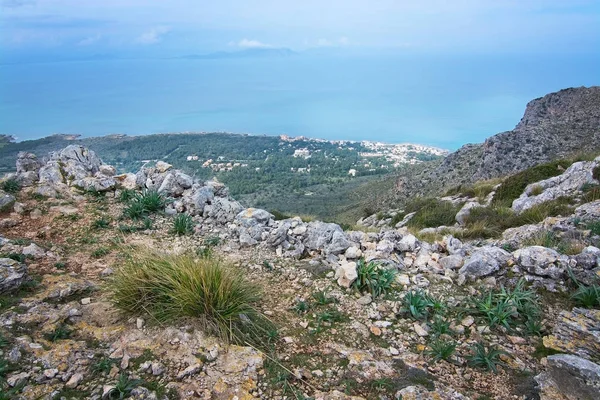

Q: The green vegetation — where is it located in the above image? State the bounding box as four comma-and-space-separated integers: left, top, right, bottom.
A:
44, 323, 72, 342
172, 214, 194, 236
467, 343, 506, 373
401, 290, 440, 320
391, 198, 463, 229
352, 259, 396, 298
108, 374, 142, 399
312, 290, 337, 306
92, 216, 111, 229
0, 178, 20, 194
118, 189, 137, 203
122, 190, 167, 220
492, 159, 573, 207
460, 197, 575, 239
91, 247, 110, 258
110, 249, 272, 347
571, 284, 600, 308
472, 279, 542, 331
425, 338, 456, 361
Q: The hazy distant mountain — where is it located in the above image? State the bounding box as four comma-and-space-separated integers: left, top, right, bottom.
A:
178, 48, 297, 60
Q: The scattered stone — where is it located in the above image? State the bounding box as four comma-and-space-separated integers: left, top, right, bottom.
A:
65, 373, 84, 388
0, 258, 28, 294
335, 261, 358, 288
0, 190, 16, 212
80, 297, 91, 305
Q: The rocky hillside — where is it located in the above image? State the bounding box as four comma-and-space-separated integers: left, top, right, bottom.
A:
385, 86, 600, 206
1, 144, 600, 399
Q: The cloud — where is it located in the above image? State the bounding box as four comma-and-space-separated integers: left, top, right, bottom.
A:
135, 26, 170, 44
78, 34, 101, 46
230, 38, 273, 48
1, 0, 35, 8
315, 36, 350, 47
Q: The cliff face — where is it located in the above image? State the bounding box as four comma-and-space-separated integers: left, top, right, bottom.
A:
472, 86, 600, 181
388, 86, 600, 203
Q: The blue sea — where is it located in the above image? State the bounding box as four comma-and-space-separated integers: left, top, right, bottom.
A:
1, 52, 598, 149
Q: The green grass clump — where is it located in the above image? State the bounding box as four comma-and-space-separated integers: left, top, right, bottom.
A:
0, 178, 21, 194
293, 300, 310, 315
312, 290, 337, 306
91, 247, 110, 258
571, 284, 600, 308
110, 249, 272, 347
404, 198, 463, 229
118, 189, 137, 203
172, 214, 194, 236
352, 259, 396, 298
108, 374, 142, 399
401, 290, 440, 320
44, 323, 72, 342
122, 200, 147, 220
270, 210, 291, 220
472, 279, 541, 331
493, 160, 574, 207
122, 190, 167, 220
92, 217, 111, 229
425, 338, 456, 361
467, 343, 506, 373
586, 221, 600, 236
135, 190, 167, 213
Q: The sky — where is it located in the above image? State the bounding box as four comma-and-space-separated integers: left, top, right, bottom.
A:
2, 0, 600, 56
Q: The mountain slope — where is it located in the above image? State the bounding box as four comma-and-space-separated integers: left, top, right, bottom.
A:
381, 86, 600, 207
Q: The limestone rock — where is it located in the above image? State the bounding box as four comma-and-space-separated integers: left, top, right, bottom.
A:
22, 243, 45, 258
513, 160, 598, 213
535, 354, 600, 400
458, 246, 510, 279
455, 201, 481, 225
336, 261, 357, 288
514, 246, 568, 279
0, 258, 28, 294
543, 308, 600, 362
0, 190, 16, 212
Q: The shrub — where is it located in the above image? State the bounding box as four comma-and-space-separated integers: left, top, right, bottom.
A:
426, 338, 456, 361
594, 165, 600, 181
110, 249, 272, 346
352, 259, 396, 298
270, 210, 291, 220
467, 343, 506, 373
172, 214, 194, 236
0, 179, 20, 194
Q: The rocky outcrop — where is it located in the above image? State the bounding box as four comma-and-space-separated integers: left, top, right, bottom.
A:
513, 159, 600, 213
382, 87, 600, 204
535, 354, 600, 400
543, 308, 600, 363
0, 258, 28, 293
